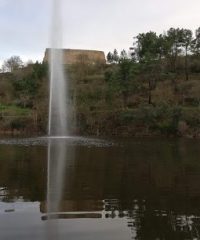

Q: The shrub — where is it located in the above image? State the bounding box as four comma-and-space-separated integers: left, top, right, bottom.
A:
10, 119, 26, 130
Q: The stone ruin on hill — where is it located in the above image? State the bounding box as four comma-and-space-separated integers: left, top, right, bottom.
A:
43, 48, 106, 65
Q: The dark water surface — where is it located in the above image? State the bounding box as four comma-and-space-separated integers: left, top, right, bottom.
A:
0, 137, 200, 240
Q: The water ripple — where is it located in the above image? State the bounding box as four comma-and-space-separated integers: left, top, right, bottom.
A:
0, 136, 114, 147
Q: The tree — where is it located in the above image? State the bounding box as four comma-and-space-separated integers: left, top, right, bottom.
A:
2, 56, 23, 72
166, 28, 183, 73
192, 27, 200, 56
106, 52, 113, 63
106, 49, 120, 64
133, 31, 159, 63
113, 49, 119, 63
132, 32, 161, 104
120, 49, 128, 60
118, 58, 133, 106
179, 28, 193, 80
156, 34, 171, 61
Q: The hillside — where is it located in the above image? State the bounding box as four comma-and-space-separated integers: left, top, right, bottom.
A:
0, 27, 200, 137
0, 58, 200, 137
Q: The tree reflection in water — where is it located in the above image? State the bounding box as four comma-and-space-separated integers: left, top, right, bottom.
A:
0, 138, 200, 239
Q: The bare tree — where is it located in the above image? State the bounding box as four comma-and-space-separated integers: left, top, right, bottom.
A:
2, 56, 23, 72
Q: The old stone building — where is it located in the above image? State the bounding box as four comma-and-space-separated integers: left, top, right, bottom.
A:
43, 48, 106, 65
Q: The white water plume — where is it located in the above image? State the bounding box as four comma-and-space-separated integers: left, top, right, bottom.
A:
48, 0, 68, 136
46, 0, 69, 237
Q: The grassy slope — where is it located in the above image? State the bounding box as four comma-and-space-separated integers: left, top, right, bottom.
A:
74, 71, 200, 137
0, 64, 200, 137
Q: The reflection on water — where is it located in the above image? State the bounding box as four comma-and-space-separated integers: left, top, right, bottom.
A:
0, 138, 200, 239
47, 140, 68, 213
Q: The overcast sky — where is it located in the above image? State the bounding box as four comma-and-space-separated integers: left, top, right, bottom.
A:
0, 0, 200, 66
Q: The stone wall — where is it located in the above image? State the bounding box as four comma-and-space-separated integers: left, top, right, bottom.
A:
43, 48, 106, 65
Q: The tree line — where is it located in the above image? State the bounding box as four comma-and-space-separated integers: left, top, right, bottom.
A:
105, 27, 200, 106
107, 27, 200, 79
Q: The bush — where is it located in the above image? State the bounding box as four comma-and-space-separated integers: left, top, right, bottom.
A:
10, 119, 26, 130
118, 104, 182, 135
190, 59, 200, 73
182, 108, 200, 128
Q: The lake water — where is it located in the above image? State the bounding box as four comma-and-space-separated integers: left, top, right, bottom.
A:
0, 137, 200, 240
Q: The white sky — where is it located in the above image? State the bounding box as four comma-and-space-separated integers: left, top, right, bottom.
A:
0, 0, 200, 66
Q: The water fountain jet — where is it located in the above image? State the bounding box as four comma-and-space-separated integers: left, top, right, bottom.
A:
48, 0, 68, 137
46, 0, 69, 236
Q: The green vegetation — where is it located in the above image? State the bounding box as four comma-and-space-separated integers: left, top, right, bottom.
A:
0, 61, 48, 134
0, 103, 31, 115
0, 26, 200, 137
0, 103, 33, 133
